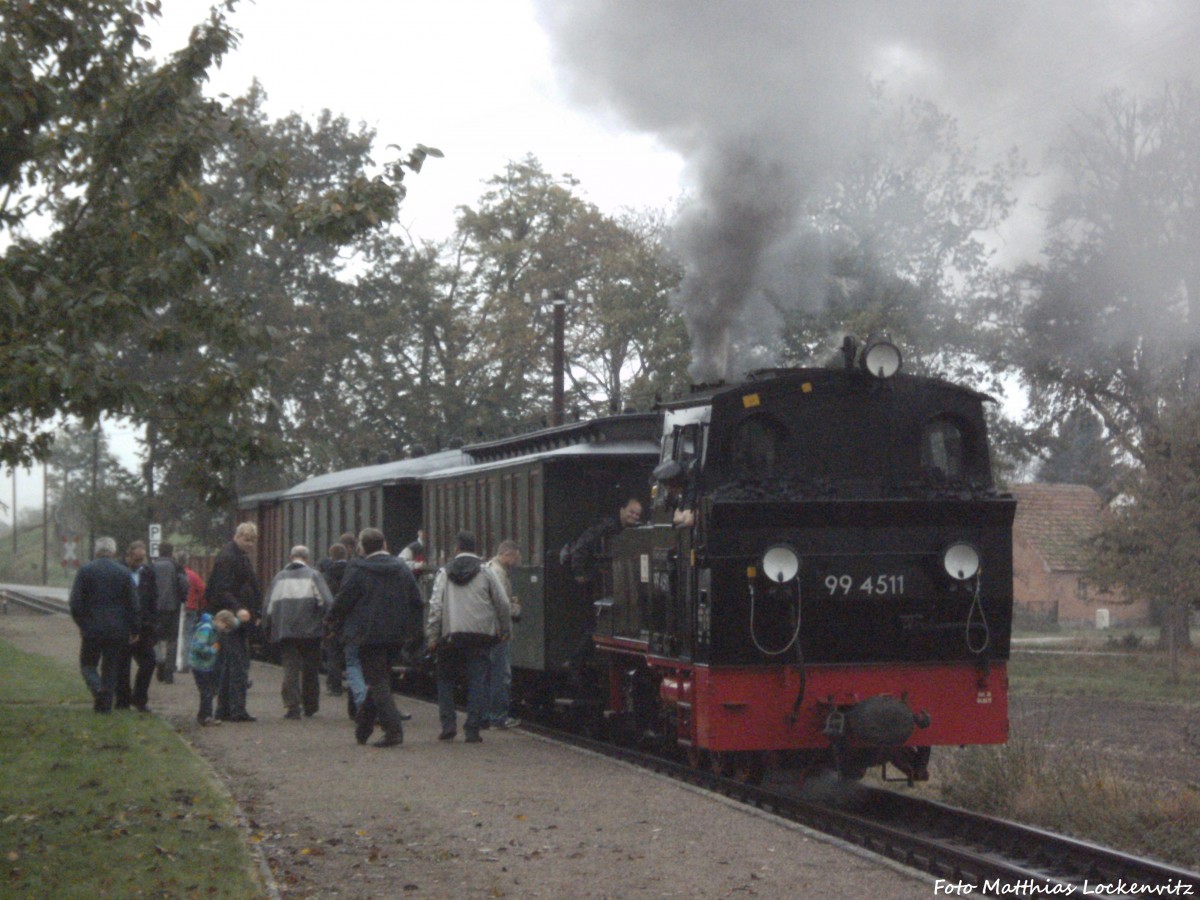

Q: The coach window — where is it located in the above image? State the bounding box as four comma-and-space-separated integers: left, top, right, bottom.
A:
922, 415, 969, 479
730, 414, 787, 473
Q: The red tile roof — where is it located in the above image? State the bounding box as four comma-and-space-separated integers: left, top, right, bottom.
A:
1010, 483, 1106, 572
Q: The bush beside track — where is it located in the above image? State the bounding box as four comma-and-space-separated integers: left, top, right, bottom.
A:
930, 643, 1200, 870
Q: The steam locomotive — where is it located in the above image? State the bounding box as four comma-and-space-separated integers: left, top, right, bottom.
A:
239, 335, 1014, 782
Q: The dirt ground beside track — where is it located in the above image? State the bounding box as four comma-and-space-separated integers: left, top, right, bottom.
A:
3, 611, 932, 900
1008, 691, 1200, 787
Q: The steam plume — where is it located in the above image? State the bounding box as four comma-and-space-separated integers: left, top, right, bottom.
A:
535, 1, 1200, 380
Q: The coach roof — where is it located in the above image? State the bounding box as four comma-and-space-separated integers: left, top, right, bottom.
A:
275, 448, 469, 501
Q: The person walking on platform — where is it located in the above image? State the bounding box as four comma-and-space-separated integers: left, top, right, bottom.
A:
485, 540, 522, 730
426, 531, 511, 744
115, 540, 158, 712
327, 527, 420, 748
319, 539, 353, 701
150, 541, 189, 684
205, 522, 261, 723
264, 546, 333, 720
69, 536, 138, 713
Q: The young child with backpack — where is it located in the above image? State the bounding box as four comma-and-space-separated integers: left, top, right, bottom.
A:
190, 610, 236, 726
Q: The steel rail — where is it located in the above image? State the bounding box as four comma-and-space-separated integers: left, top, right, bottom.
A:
1, 588, 69, 616
860, 787, 1199, 890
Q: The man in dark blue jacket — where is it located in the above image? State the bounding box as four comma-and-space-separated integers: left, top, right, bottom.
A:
70, 536, 138, 713
327, 527, 422, 748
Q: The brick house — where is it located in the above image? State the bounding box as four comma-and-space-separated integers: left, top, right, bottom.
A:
1009, 483, 1149, 628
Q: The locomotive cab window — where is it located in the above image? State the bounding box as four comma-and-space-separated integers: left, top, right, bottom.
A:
731, 414, 787, 473
673, 424, 702, 465
921, 414, 970, 479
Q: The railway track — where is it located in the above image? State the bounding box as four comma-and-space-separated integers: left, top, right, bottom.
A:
1, 587, 69, 616
517, 717, 1200, 896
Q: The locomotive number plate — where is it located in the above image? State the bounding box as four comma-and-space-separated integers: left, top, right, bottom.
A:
823, 573, 907, 597
802, 557, 930, 600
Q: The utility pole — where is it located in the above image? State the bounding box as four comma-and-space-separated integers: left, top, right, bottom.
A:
42, 460, 48, 585
89, 427, 99, 564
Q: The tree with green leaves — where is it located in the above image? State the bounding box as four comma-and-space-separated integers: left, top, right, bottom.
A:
1088, 408, 1200, 679
565, 209, 689, 413
454, 156, 688, 426
46, 424, 145, 556
1035, 407, 1120, 500
773, 93, 1022, 391
1, 0, 434, 508
995, 81, 1200, 652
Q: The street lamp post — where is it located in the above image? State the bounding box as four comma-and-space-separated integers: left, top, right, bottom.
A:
527, 289, 572, 428
550, 290, 567, 427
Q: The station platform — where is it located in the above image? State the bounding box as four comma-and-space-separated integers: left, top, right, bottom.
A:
2, 592, 930, 898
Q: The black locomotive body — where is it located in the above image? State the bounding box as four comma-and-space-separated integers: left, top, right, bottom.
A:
595, 356, 1015, 780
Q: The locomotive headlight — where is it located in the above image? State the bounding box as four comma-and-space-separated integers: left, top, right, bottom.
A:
762, 545, 800, 583
942, 542, 981, 581
860, 336, 902, 379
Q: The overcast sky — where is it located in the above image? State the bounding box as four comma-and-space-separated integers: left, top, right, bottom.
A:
150, 0, 686, 239
8, 1, 1200, 531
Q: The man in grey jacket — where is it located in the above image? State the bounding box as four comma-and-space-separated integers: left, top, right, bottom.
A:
264, 546, 333, 719
426, 531, 511, 743
151, 541, 190, 684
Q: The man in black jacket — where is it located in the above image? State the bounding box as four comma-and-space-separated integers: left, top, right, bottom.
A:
69, 537, 139, 713
115, 540, 158, 712
564, 497, 643, 678
568, 497, 643, 584
205, 522, 262, 722
327, 527, 422, 748
318, 540, 352, 699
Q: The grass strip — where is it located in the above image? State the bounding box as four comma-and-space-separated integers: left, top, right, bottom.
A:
0, 639, 263, 898
1010, 646, 1200, 705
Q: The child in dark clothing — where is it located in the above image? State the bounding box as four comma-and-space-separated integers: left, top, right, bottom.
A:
190, 611, 235, 725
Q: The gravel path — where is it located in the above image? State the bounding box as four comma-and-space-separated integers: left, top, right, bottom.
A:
3, 610, 930, 899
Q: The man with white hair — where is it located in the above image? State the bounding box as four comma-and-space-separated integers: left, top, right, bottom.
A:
205, 521, 262, 723
264, 546, 333, 719
69, 537, 138, 713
